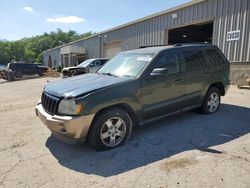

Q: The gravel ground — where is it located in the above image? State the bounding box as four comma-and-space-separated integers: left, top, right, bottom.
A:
0, 77, 250, 188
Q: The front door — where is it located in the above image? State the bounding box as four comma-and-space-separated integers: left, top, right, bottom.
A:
141, 50, 185, 120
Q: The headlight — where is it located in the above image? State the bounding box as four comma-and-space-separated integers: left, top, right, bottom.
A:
58, 99, 83, 115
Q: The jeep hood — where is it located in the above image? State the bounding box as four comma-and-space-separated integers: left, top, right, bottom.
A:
44, 73, 133, 98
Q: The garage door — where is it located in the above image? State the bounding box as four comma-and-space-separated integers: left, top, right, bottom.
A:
168, 22, 213, 44
105, 41, 122, 58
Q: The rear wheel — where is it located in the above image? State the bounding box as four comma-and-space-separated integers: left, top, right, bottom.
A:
87, 108, 132, 151
201, 86, 221, 114
38, 71, 44, 76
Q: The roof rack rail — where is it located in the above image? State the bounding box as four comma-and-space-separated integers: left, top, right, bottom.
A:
139, 45, 167, 49
174, 42, 211, 46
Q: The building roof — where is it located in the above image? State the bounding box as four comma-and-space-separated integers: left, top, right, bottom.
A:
44, 0, 206, 52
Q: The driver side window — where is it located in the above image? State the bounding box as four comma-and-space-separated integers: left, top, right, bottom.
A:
155, 51, 180, 75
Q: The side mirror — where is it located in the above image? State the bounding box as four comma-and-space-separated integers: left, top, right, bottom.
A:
150, 68, 168, 76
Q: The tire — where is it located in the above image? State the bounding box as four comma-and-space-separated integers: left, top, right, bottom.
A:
38, 71, 44, 76
7, 72, 14, 81
68, 72, 73, 77
87, 108, 133, 151
14, 71, 23, 78
201, 86, 221, 114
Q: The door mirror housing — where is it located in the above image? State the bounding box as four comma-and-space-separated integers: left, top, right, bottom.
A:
150, 68, 168, 76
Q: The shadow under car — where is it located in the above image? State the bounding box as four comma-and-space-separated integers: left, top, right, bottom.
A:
45, 103, 250, 177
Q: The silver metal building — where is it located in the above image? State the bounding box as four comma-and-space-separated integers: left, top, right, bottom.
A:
43, 0, 250, 68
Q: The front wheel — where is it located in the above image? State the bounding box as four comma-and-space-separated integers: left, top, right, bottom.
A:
14, 71, 23, 78
201, 86, 221, 114
87, 108, 132, 151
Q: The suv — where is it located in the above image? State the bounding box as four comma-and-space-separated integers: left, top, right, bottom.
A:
62, 58, 109, 77
1, 62, 48, 81
35, 44, 230, 150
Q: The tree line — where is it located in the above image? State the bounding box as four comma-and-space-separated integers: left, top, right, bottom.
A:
0, 29, 93, 65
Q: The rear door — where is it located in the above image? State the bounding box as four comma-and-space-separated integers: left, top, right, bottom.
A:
25, 64, 37, 74
141, 49, 185, 120
180, 47, 207, 110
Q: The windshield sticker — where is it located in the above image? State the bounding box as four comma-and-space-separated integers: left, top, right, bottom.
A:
137, 56, 153, 62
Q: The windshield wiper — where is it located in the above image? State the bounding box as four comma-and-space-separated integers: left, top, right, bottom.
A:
101, 72, 117, 77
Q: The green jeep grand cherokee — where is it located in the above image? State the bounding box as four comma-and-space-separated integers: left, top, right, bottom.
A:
36, 44, 230, 150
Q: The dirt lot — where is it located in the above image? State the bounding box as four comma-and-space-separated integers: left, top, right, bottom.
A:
0, 77, 250, 188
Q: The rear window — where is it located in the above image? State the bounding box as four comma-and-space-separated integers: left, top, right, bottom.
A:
204, 49, 226, 67
183, 49, 206, 71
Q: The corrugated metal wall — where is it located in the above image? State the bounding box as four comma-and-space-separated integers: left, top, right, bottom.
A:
44, 0, 250, 65
213, 0, 250, 62
43, 48, 61, 67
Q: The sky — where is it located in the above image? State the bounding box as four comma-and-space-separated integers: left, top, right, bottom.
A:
0, 0, 190, 41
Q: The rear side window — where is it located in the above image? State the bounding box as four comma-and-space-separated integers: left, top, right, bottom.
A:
183, 49, 206, 71
204, 49, 226, 67
101, 60, 107, 65
155, 50, 180, 75
95, 60, 102, 66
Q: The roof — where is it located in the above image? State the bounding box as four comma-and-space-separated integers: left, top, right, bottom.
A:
123, 46, 175, 54
90, 58, 109, 60
44, 0, 206, 52
122, 43, 215, 54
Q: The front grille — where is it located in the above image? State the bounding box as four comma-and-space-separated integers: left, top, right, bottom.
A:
41, 92, 60, 115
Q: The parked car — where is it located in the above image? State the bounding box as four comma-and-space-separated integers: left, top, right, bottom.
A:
62, 58, 109, 77
36, 44, 230, 150
1, 62, 48, 81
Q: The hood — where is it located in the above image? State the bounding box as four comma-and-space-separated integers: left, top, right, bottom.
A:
44, 73, 133, 98
62, 67, 78, 71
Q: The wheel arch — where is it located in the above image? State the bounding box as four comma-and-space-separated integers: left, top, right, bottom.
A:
210, 82, 225, 96
91, 103, 139, 128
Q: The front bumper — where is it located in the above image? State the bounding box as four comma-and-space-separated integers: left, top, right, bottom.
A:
35, 103, 95, 144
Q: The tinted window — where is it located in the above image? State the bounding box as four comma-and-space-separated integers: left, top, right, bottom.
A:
204, 49, 225, 67
155, 51, 180, 74
101, 60, 107, 65
183, 49, 206, 71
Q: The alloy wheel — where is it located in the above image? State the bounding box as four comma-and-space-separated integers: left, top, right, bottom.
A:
100, 117, 126, 147
207, 92, 220, 113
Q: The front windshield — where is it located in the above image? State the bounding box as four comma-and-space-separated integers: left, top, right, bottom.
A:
98, 53, 155, 77
77, 59, 93, 67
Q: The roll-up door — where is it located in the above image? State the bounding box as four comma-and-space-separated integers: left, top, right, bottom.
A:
105, 41, 122, 58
